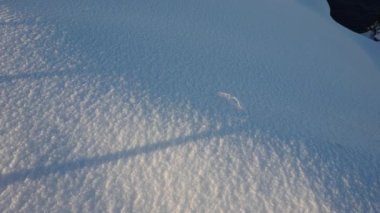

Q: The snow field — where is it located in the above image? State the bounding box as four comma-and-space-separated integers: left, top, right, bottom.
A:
1, 0, 380, 212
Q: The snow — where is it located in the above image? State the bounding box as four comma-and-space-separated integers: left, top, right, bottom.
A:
1, 0, 380, 212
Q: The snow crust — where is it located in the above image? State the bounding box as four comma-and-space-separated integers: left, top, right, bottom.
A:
1, 0, 380, 212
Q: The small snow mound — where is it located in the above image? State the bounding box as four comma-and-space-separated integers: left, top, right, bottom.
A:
217, 92, 243, 110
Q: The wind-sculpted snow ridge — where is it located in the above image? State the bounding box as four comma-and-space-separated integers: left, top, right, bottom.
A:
1, 0, 380, 212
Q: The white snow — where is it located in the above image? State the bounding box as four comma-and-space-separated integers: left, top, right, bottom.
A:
1, 0, 380, 212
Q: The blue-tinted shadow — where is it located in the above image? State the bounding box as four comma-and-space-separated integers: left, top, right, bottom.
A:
0, 70, 84, 83
0, 125, 243, 188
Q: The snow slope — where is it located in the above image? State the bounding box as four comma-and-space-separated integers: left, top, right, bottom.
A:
1, 0, 380, 212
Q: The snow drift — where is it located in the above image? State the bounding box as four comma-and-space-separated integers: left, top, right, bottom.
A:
1, 0, 380, 212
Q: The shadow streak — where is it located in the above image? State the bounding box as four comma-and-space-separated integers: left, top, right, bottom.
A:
0, 125, 244, 188
0, 70, 84, 83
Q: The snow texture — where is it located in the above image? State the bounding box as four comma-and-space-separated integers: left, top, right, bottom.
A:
1, 0, 380, 212
217, 92, 244, 110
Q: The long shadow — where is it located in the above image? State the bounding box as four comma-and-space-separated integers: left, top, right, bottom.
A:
0, 125, 245, 188
0, 70, 85, 83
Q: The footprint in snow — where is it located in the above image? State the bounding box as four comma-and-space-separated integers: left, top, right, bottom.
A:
217, 91, 244, 111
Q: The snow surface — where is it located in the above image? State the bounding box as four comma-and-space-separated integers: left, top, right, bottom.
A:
1, 0, 380, 212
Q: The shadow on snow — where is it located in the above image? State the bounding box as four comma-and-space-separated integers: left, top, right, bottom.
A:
0, 124, 244, 188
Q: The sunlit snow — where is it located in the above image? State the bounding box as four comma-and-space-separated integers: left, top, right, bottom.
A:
1, 0, 380, 212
